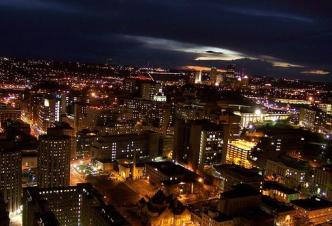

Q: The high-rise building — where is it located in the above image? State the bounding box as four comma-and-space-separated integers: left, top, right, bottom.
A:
0, 141, 21, 214
37, 95, 61, 132
37, 129, 71, 188
22, 183, 129, 226
174, 119, 225, 170
226, 139, 257, 169
299, 107, 327, 131
194, 71, 202, 84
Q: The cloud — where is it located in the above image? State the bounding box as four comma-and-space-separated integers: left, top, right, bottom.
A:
221, 6, 313, 23
123, 35, 250, 61
271, 61, 304, 68
301, 70, 330, 75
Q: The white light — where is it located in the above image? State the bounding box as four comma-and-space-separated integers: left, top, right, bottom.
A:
44, 99, 50, 107
254, 109, 262, 115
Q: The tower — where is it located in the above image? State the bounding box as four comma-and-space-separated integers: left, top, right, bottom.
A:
194, 71, 202, 84
0, 141, 21, 214
37, 130, 71, 188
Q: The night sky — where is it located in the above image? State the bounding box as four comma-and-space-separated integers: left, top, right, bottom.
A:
1, 0, 332, 81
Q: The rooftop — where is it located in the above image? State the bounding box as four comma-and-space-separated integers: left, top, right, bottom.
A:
221, 184, 260, 199
263, 181, 299, 195
214, 164, 262, 181
146, 161, 197, 179
291, 197, 332, 211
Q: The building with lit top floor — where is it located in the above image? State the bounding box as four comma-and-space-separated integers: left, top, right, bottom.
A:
226, 139, 256, 169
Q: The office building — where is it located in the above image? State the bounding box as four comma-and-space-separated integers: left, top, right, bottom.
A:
174, 119, 225, 170
38, 129, 71, 188
265, 159, 306, 189
226, 139, 256, 169
37, 95, 61, 132
299, 107, 327, 131
22, 183, 129, 226
0, 141, 21, 214
91, 131, 160, 161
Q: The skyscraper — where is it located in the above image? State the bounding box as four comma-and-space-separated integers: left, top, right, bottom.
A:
0, 141, 21, 214
38, 95, 61, 132
194, 71, 202, 84
174, 119, 225, 171
37, 130, 71, 188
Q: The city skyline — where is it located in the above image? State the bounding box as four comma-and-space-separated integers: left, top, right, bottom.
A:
0, 0, 332, 81
1, 1, 332, 226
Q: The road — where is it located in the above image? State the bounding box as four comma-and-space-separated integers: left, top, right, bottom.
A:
70, 165, 86, 186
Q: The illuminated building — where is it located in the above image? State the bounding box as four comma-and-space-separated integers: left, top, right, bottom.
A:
265, 159, 306, 188
291, 197, 332, 225
91, 131, 160, 161
233, 109, 290, 128
0, 141, 21, 215
209, 67, 223, 86
174, 119, 227, 170
261, 197, 295, 226
37, 95, 61, 131
192, 184, 295, 226
274, 98, 311, 105
226, 139, 256, 169
138, 190, 192, 226
194, 71, 202, 84
312, 166, 332, 201
123, 98, 173, 132
299, 107, 326, 131
38, 132, 71, 188
153, 88, 167, 102
118, 162, 144, 180
22, 183, 129, 226
318, 103, 332, 115
261, 181, 300, 203
145, 161, 199, 195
